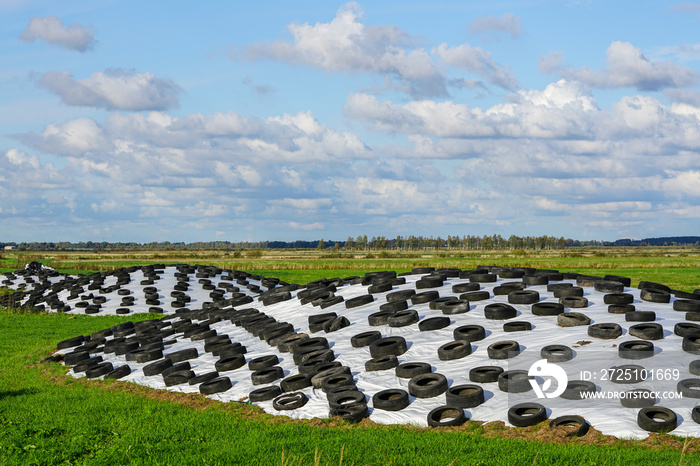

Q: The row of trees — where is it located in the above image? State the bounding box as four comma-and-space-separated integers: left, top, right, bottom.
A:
3, 236, 698, 252
343, 235, 567, 250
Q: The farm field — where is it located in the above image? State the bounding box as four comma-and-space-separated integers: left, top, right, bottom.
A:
2, 247, 700, 465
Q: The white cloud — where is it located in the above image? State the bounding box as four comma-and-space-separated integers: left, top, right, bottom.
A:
433, 44, 517, 89
237, 2, 516, 97
541, 41, 700, 91
468, 14, 522, 38
39, 69, 182, 111
19, 16, 95, 52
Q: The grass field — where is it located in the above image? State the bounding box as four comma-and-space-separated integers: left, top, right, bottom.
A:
2, 247, 700, 465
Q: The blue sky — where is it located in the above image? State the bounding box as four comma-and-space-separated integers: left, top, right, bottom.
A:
2, 0, 700, 243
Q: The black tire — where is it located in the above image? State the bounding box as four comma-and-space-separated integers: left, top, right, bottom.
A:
549, 416, 590, 437
85, 362, 114, 378
249, 385, 282, 402
429, 297, 458, 310
437, 340, 472, 361
640, 288, 671, 303
277, 334, 309, 352
379, 300, 408, 313
588, 323, 622, 339
323, 316, 350, 333
416, 277, 443, 289
427, 406, 467, 427
555, 287, 584, 298
452, 283, 480, 293
469, 366, 504, 383
560, 297, 588, 308
328, 390, 366, 409
386, 289, 416, 303
497, 370, 531, 393
345, 294, 374, 309
188, 371, 220, 385
620, 389, 656, 408
674, 300, 700, 313
419, 317, 451, 331
508, 290, 540, 304
531, 302, 564, 316
605, 275, 632, 287
446, 384, 484, 408
408, 373, 448, 398
628, 323, 664, 340
166, 348, 199, 363
677, 379, 700, 398
280, 374, 312, 392
604, 293, 634, 305
523, 275, 548, 286
675, 322, 700, 337
410, 291, 439, 305
441, 300, 470, 315
469, 273, 497, 283
249, 354, 280, 371
199, 376, 232, 395
273, 392, 308, 410
487, 340, 520, 359
595, 281, 625, 293
369, 336, 408, 358
618, 341, 654, 360
105, 365, 131, 380
368, 283, 392, 294
372, 389, 409, 411
687, 313, 700, 321
541, 345, 573, 362
365, 355, 399, 371
613, 304, 636, 315
453, 325, 486, 342
292, 337, 329, 353
508, 403, 547, 427
693, 406, 700, 424
368, 310, 395, 326
250, 366, 284, 385
387, 310, 419, 327
320, 373, 355, 393
396, 362, 432, 379
143, 358, 173, 376
329, 404, 369, 423
310, 365, 348, 388
163, 370, 195, 386
503, 321, 532, 332
560, 380, 596, 400
460, 291, 490, 302
215, 354, 246, 371
57, 335, 85, 350
637, 407, 677, 433
557, 312, 590, 327
494, 283, 527, 296
484, 303, 517, 320
626, 311, 656, 322
350, 331, 382, 347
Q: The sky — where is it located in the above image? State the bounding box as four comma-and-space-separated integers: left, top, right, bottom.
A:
2, 0, 700, 243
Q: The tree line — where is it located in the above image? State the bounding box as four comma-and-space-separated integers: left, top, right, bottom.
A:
3, 235, 697, 252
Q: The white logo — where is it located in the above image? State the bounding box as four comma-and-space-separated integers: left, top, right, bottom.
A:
528, 359, 568, 399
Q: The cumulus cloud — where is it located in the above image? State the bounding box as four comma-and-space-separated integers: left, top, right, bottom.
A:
468, 13, 522, 38
433, 44, 517, 89
236, 2, 515, 97
19, 16, 95, 52
540, 41, 700, 91
38, 69, 182, 111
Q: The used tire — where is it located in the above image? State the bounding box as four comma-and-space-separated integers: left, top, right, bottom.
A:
618, 340, 654, 359
628, 323, 664, 340
365, 355, 399, 371
588, 323, 622, 339
637, 407, 677, 433
508, 403, 547, 427
469, 366, 504, 383
446, 384, 484, 408
249, 385, 283, 402
369, 336, 408, 358
437, 340, 472, 361
560, 380, 596, 400
503, 321, 532, 332
497, 370, 531, 393
541, 345, 573, 362
441, 300, 470, 315
484, 303, 517, 320
387, 310, 419, 327
419, 316, 451, 331
508, 290, 540, 305
408, 373, 448, 398
531, 302, 564, 316
549, 415, 589, 437
199, 376, 232, 395
626, 311, 656, 322
396, 362, 432, 379
373, 389, 409, 411
640, 288, 670, 303
273, 392, 308, 410
557, 312, 590, 327
453, 325, 486, 342
350, 331, 381, 347
487, 340, 520, 359
427, 406, 467, 427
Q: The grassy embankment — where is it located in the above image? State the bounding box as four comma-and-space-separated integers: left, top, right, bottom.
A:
1, 247, 700, 464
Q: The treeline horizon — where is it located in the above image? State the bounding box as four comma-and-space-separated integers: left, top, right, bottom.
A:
1, 235, 699, 251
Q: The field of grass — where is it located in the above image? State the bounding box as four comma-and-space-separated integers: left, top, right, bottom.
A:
2, 247, 700, 465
